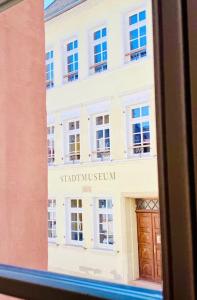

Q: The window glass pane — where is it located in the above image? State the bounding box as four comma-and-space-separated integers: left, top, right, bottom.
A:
132, 108, 140, 118
102, 27, 107, 37
129, 14, 138, 25
140, 25, 146, 36
130, 29, 138, 40
142, 121, 150, 132
140, 36, 147, 47
133, 123, 141, 133
94, 44, 101, 53
71, 200, 77, 207
130, 39, 139, 50
99, 199, 106, 208
96, 116, 103, 125
139, 10, 146, 21
94, 30, 100, 40
141, 106, 149, 116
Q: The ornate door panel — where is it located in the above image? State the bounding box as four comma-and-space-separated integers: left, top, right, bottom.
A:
152, 213, 162, 282
137, 213, 155, 281
136, 200, 162, 283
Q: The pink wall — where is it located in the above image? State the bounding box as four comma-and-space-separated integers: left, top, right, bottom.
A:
0, 0, 47, 278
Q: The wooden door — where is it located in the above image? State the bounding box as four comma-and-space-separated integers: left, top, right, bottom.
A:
137, 211, 162, 282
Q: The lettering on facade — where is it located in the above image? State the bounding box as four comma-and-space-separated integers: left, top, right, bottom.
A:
60, 172, 116, 183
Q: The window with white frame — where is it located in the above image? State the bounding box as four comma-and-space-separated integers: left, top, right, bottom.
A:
45, 50, 54, 89
128, 104, 150, 155
92, 114, 110, 160
64, 120, 80, 162
48, 125, 55, 165
90, 27, 107, 74
48, 199, 56, 242
63, 39, 78, 83
125, 9, 147, 62
67, 199, 83, 245
95, 199, 114, 249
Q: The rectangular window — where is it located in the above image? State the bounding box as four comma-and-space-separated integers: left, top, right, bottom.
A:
48, 199, 56, 242
93, 114, 110, 160
48, 125, 55, 165
95, 198, 114, 249
65, 120, 80, 162
128, 105, 150, 155
90, 27, 107, 74
63, 39, 79, 83
125, 10, 147, 62
68, 199, 83, 246
45, 50, 54, 89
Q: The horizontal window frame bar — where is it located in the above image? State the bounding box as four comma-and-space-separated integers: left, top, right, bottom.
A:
0, 264, 162, 300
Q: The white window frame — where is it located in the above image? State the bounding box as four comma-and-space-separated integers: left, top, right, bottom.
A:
127, 103, 151, 157
47, 124, 55, 165
65, 198, 84, 246
48, 199, 57, 243
94, 198, 114, 250
63, 119, 80, 164
91, 113, 110, 162
89, 25, 108, 75
125, 7, 147, 63
63, 38, 79, 83
45, 50, 54, 89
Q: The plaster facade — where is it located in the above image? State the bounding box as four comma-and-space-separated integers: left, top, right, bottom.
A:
45, 0, 158, 284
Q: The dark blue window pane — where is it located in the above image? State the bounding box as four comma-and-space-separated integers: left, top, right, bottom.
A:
143, 132, 150, 142
142, 106, 149, 116
102, 27, 107, 37
103, 51, 107, 61
79, 233, 83, 241
102, 41, 107, 51
133, 134, 141, 144
74, 40, 78, 49
129, 14, 138, 25
75, 62, 78, 70
74, 53, 78, 61
71, 232, 78, 241
130, 39, 139, 50
132, 108, 140, 118
139, 10, 146, 21
94, 44, 101, 54
99, 200, 106, 208
105, 129, 110, 138
50, 51, 54, 59
105, 138, 110, 148
46, 64, 50, 72
142, 121, 149, 132
140, 36, 147, 47
51, 63, 54, 70
67, 42, 73, 51
94, 30, 101, 40
95, 54, 101, 63
68, 64, 74, 73
140, 26, 146, 36
67, 55, 73, 64
97, 130, 103, 139
51, 71, 54, 80
130, 29, 138, 40
133, 123, 141, 133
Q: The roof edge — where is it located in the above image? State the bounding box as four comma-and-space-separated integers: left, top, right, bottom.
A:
44, 0, 87, 22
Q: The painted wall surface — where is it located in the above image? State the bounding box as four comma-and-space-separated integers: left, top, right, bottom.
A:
45, 0, 157, 283
0, 0, 47, 277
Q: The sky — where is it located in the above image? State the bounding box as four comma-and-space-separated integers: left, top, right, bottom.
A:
44, 0, 55, 9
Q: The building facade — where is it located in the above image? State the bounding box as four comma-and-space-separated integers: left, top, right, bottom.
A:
45, 0, 161, 285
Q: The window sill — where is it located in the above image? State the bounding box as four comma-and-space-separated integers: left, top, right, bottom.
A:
0, 264, 163, 300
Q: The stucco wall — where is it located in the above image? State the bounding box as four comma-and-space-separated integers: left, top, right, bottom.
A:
0, 0, 47, 275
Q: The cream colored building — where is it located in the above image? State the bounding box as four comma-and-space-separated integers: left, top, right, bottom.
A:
45, 0, 161, 285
